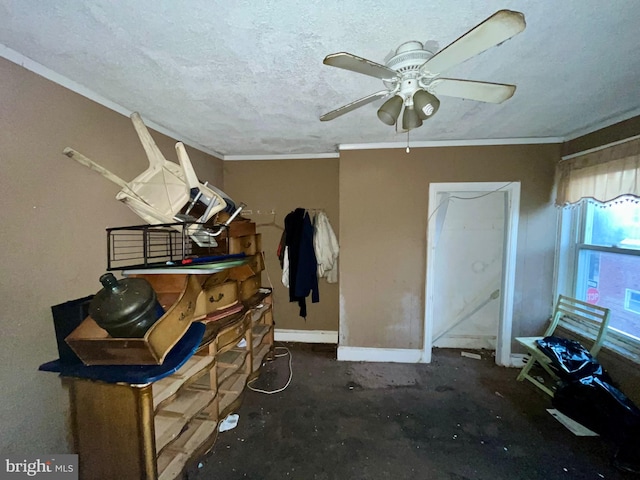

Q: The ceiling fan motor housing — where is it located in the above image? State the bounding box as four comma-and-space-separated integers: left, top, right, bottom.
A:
384, 41, 437, 103
385, 41, 434, 74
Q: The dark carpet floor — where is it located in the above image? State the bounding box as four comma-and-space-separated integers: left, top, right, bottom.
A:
190, 343, 635, 480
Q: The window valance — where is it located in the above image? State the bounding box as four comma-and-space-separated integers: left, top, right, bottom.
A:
556, 136, 640, 206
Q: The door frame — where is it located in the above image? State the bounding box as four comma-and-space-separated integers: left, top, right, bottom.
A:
422, 182, 520, 366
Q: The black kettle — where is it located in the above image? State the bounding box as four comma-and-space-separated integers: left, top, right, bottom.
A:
89, 273, 165, 338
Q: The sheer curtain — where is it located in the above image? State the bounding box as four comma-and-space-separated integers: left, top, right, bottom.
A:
556, 136, 640, 206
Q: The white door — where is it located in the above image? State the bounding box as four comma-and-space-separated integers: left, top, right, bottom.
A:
423, 182, 520, 366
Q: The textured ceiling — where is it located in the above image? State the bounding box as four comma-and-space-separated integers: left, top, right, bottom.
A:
1, 1, 639, 158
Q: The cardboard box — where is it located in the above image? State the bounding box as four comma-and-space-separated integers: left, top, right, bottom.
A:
65, 275, 201, 366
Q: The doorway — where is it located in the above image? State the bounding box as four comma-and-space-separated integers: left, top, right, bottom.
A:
423, 182, 520, 366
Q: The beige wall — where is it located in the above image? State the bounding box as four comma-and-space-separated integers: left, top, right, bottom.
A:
224, 159, 340, 332
0, 57, 223, 456
339, 145, 561, 349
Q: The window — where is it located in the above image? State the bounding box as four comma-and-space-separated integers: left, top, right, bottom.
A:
626, 289, 640, 315
557, 196, 640, 342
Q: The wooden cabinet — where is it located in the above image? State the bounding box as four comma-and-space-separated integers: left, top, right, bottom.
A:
65, 217, 273, 480
69, 289, 274, 480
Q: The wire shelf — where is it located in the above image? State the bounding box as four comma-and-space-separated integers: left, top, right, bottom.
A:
106, 222, 225, 271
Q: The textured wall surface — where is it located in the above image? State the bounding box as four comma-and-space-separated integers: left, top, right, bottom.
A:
0, 57, 223, 456
224, 159, 340, 332
339, 144, 561, 350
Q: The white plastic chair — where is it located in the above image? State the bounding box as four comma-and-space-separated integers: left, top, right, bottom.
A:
63, 113, 228, 246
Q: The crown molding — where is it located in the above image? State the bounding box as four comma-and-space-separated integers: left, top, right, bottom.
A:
224, 153, 339, 161
564, 108, 640, 142
0, 44, 225, 159
338, 137, 564, 151
561, 134, 640, 161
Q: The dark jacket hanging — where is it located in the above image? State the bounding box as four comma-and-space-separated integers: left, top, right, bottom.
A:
284, 208, 319, 318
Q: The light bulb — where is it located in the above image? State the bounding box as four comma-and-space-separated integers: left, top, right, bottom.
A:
413, 89, 440, 120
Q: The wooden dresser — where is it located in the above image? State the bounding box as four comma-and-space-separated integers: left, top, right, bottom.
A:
66, 220, 273, 480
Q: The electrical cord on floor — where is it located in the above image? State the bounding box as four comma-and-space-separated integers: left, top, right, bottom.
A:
246, 252, 292, 394
247, 344, 292, 394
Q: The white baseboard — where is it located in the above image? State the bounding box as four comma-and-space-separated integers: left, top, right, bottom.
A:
510, 353, 528, 368
274, 329, 338, 344
337, 346, 424, 363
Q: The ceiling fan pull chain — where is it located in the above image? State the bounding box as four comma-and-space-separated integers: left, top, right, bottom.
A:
406, 130, 410, 154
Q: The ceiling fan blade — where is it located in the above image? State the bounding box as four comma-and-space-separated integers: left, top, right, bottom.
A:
320, 90, 390, 121
324, 52, 399, 80
430, 78, 516, 103
420, 10, 525, 75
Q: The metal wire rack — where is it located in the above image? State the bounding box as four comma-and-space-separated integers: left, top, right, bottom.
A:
106, 222, 224, 271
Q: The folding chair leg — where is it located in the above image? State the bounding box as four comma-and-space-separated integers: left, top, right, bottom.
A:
525, 374, 555, 397
516, 355, 534, 381
517, 355, 555, 397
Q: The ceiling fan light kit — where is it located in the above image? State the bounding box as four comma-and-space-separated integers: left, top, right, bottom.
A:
402, 105, 423, 131
377, 95, 403, 125
320, 9, 526, 132
413, 89, 440, 120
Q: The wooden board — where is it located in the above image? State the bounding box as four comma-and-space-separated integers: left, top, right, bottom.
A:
251, 304, 272, 324
252, 344, 272, 372
161, 389, 215, 419
152, 355, 214, 409
155, 411, 186, 454
252, 325, 271, 349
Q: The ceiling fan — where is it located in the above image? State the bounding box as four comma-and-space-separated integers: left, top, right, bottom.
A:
320, 10, 526, 131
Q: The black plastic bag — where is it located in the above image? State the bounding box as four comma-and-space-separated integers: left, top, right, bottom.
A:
535, 336, 608, 381
534, 336, 640, 473
553, 376, 640, 440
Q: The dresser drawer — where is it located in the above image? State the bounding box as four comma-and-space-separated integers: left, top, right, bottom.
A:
216, 312, 250, 352
246, 253, 264, 273
228, 234, 260, 255
195, 281, 239, 318
239, 275, 261, 301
